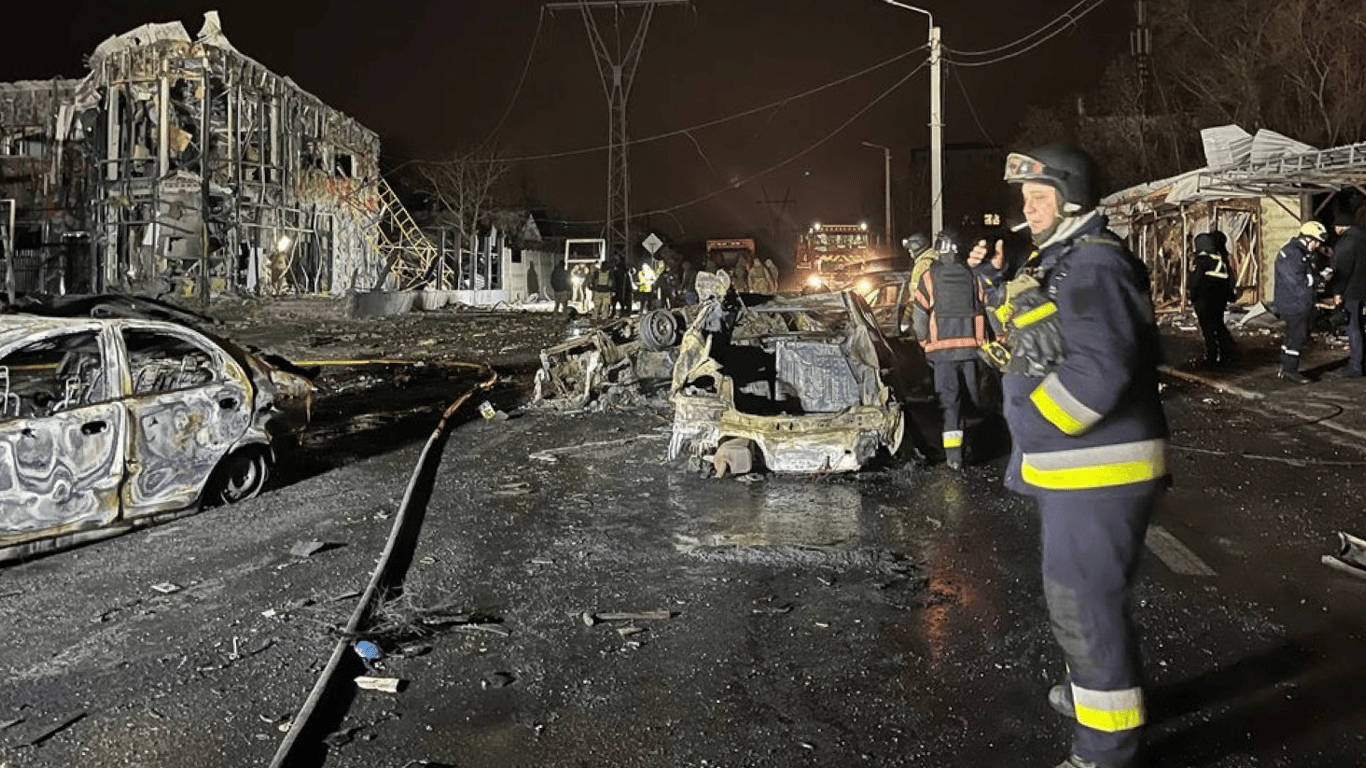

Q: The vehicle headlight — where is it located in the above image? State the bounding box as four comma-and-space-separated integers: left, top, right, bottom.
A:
807, 275, 824, 288
855, 279, 871, 293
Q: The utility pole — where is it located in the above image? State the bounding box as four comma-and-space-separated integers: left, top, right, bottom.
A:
547, 0, 687, 268
881, 2, 942, 234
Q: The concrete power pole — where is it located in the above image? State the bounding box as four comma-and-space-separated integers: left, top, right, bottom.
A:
548, 0, 687, 267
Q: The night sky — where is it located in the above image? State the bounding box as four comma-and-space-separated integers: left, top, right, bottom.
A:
0, 1, 1130, 243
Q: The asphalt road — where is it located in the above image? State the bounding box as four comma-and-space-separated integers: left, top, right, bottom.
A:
3, 344, 1366, 767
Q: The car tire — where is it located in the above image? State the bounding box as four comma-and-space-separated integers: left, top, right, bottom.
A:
638, 309, 680, 351
211, 447, 272, 505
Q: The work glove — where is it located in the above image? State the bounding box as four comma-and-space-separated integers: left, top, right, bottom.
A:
979, 340, 1011, 371
993, 274, 1064, 376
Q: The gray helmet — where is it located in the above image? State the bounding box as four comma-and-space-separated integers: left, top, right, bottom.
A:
1004, 143, 1100, 214
934, 229, 963, 257
902, 233, 930, 253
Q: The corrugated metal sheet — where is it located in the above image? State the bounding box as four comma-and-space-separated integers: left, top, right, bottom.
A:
1201, 125, 1254, 169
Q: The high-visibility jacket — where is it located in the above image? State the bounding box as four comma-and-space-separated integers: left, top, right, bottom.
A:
913, 260, 986, 361
1001, 213, 1170, 494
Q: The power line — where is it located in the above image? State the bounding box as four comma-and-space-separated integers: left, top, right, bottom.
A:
944, 0, 1113, 68
943, 0, 1105, 58
409, 43, 928, 166
634, 61, 930, 220
947, 64, 993, 144
476, 7, 548, 151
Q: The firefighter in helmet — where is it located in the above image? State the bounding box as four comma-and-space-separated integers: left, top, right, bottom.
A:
992, 143, 1170, 768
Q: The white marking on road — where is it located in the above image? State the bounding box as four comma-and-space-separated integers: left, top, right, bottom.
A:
1146, 525, 1217, 576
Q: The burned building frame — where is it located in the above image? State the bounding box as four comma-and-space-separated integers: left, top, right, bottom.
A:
0, 13, 434, 301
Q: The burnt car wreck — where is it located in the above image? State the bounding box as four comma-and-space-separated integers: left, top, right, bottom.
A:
0, 311, 312, 562
668, 274, 915, 474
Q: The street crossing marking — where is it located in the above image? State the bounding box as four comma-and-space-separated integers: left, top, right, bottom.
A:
1145, 525, 1217, 576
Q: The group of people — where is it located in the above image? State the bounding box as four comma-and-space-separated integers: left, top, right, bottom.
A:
547, 251, 783, 323
1268, 212, 1366, 382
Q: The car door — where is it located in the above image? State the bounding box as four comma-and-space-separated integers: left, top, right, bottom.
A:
0, 326, 126, 542
117, 323, 255, 517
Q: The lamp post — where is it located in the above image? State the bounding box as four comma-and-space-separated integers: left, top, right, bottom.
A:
881, 1, 942, 234
861, 141, 893, 252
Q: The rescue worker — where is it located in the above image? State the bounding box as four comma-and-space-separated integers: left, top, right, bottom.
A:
550, 260, 572, 319
912, 229, 987, 469
748, 255, 778, 294
1187, 231, 1238, 368
968, 235, 1009, 327
1329, 210, 1366, 377
901, 233, 935, 334
1273, 221, 1328, 383
993, 143, 1170, 768
907, 232, 937, 294
635, 260, 658, 312
589, 257, 617, 321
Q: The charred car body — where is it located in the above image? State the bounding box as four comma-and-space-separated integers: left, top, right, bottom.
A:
668, 273, 922, 474
0, 313, 313, 563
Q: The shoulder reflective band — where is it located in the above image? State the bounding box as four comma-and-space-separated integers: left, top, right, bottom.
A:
1021, 438, 1167, 491
1012, 301, 1058, 329
942, 430, 963, 448
1071, 683, 1146, 733
1205, 255, 1229, 279
1030, 372, 1102, 435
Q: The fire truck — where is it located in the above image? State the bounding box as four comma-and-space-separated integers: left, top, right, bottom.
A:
791, 222, 878, 291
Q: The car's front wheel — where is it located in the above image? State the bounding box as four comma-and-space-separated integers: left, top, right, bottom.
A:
210, 447, 272, 505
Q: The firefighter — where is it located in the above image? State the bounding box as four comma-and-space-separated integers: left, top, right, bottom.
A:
1273, 221, 1327, 383
906, 232, 937, 293
993, 143, 1170, 768
912, 229, 987, 470
1188, 231, 1238, 368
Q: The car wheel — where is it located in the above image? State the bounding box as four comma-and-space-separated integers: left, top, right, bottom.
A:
212, 447, 271, 505
638, 309, 680, 351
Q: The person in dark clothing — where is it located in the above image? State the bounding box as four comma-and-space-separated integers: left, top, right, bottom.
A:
612, 259, 633, 317
913, 229, 987, 469
550, 261, 573, 319
998, 143, 1170, 768
1329, 210, 1366, 377
1274, 221, 1328, 383
1188, 231, 1238, 367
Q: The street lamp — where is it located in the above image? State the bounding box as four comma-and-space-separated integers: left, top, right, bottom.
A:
880, 1, 942, 235
861, 141, 893, 253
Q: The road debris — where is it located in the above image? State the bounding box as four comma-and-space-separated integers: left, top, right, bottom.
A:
290, 540, 328, 558
580, 609, 674, 626
151, 583, 182, 594
1322, 531, 1366, 580
481, 671, 516, 689
355, 676, 403, 694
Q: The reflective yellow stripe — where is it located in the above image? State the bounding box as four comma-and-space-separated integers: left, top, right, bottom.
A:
1030, 373, 1101, 436
942, 430, 963, 448
1012, 301, 1058, 329
1072, 684, 1146, 733
1021, 439, 1167, 491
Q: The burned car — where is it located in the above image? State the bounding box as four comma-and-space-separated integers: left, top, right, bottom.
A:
0, 314, 313, 563
668, 274, 924, 474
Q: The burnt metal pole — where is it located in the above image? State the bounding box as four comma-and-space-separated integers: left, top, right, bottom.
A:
862, 141, 893, 250
547, 0, 687, 267
199, 64, 212, 309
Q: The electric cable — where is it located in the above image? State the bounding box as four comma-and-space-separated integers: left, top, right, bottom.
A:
475, 6, 548, 152
947, 63, 993, 144
943, 0, 1106, 58
945, 0, 1113, 68
409, 43, 928, 166
634, 61, 930, 220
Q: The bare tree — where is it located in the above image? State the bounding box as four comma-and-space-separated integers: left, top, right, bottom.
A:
414, 151, 511, 284
1150, 0, 1366, 148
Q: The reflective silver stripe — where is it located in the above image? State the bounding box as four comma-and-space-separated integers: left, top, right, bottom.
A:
1282, 347, 1300, 356
1021, 438, 1167, 491
1034, 372, 1102, 435
1070, 683, 1145, 732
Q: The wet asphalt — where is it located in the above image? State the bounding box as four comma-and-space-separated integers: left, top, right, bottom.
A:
2, 319, 1366, 767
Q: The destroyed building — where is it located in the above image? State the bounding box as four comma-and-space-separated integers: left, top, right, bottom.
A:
0, 12, 432, 301
1101, 126, 1366, 309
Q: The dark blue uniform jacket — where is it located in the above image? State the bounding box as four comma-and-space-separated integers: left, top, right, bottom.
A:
1002, 214, 1170, 496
